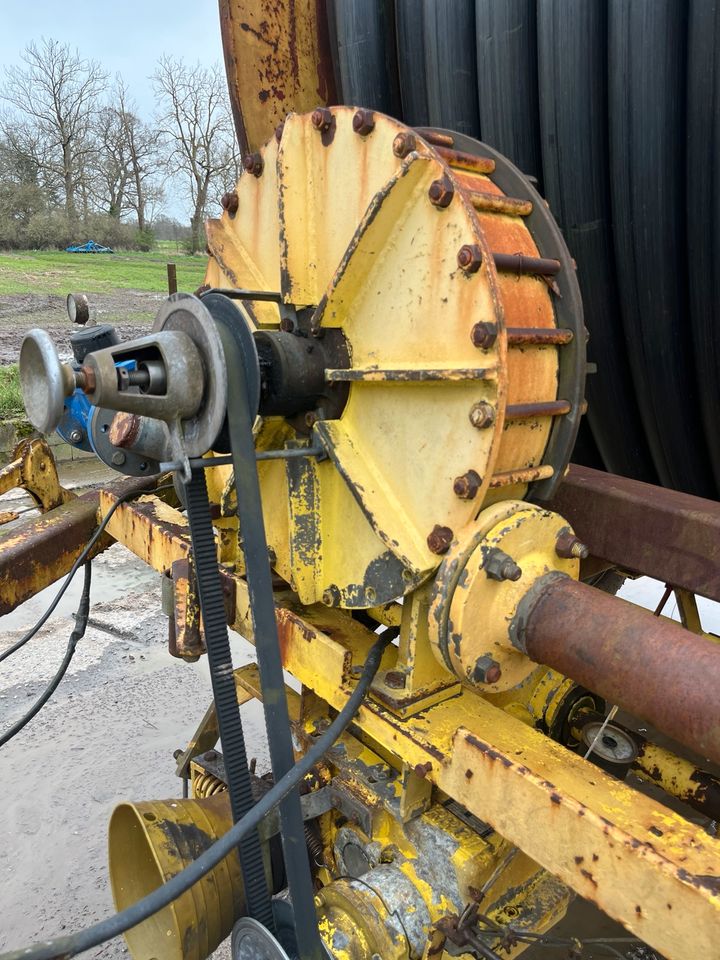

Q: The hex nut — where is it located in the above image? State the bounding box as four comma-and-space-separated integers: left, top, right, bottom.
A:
353, 108, 375, 136
469, 401, 496, 429
311, 107, 333, 132
471, 321, 498, 349
242, 152, 264, 177
484, 547, 522, 582
393, 131, 417, 158
457, 244, 483, 274
428, 176, 454, 208
555, 530, 590, 560
220, 191, 239, 216
473, 655, 503, 685
385, 670, 407, 689
453, 469, 482, 500
111, 450, 127, 466
427, 524, 454, 555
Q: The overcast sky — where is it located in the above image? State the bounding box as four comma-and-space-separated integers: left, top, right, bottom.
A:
0, 0, 224, 122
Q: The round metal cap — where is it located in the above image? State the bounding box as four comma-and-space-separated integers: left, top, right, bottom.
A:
19, 329, 70, 434
581, 721, 638, 764
231, 918, 292, 960
66, 293, 90, 325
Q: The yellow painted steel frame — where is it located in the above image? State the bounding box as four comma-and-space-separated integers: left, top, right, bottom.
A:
100, 489, 720, 960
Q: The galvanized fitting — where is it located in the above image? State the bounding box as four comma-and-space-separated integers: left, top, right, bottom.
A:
427, 524, 454, 555
393, 131, 416, 158
311, 107, 333, 132
428, 176, 454, 208
472, 655, 503, 685
242, 152, 264, 177
471, 321, 498, 349
220, 191, 239, 216
352, 108, 375, 136
453, 469, 482, 500
468, 401, 496, 429
457, 244, 483, 274
483, 547, 522, 582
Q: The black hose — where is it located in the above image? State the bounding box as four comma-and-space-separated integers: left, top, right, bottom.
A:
0, 563, 92, 748
0, 629, 392, 960
0, 483, 171, 665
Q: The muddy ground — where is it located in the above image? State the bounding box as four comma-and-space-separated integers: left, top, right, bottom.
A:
0, 291, 164, 364
1, 462, 715, 959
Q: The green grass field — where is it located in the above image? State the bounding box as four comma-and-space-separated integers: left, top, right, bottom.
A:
0, 246, 208, 296
0, 364, 23, 420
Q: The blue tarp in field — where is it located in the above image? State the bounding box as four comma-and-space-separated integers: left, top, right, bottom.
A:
65, 240, 114, 253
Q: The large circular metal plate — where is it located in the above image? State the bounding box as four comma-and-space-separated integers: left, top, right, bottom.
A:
205, 107, 583, 607
153, 293, 228, 458
19, 329, 68, 434
231, 918, 291, 960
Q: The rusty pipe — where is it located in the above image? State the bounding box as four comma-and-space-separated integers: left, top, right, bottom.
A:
513, 575, 720, 766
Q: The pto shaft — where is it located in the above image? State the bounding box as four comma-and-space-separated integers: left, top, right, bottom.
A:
517, 576, 720, 766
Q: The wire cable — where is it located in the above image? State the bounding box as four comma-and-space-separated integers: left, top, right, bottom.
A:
0, 629, 392, 960
0, 562, 92, 748
0, 483, 171, 665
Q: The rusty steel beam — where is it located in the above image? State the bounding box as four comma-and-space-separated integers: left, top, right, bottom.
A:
0, 491, 102, 615
0, 476, 166, 615
546, 464, 720, 601
219, 0, 337, 154
516, 575, 720, 766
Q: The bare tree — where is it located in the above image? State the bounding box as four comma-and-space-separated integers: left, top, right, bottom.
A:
0, 38, 107, 219
153, 56, 237, 253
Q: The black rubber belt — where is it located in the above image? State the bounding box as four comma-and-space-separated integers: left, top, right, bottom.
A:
186, 305, 323, 959
182, 468, 274, 929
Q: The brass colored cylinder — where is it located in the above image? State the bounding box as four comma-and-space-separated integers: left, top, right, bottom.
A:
108, 794, 245, 960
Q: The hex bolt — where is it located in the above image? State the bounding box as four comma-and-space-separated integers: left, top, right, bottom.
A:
353, 108, 375, 136
242, 152, 264, 177
427, 524, 454, 554
68, 428, 83, 444
453, 469, 482, 499
484, 547, 522, 582
555, 530, 590, 560
111, 450, 127, 466
471, 321, 498, 349
469, 401, 496, 429
473, 655, 503, 685
311, 107, 333, 132
220, 191, 239, 216
385, 670, 407, 689
414, 761, 433, 779
393, 131, 417, 158
428, 175, 454, 208
457, 244, 483, 274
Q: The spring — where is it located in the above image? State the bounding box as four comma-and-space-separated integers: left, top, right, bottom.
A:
193, 770, 228, 798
